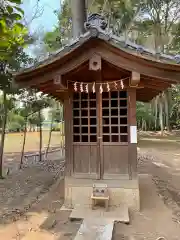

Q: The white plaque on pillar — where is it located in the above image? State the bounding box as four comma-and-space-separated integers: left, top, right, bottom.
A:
130, 126, 137, 143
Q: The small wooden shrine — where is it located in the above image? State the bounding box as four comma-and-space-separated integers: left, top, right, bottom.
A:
14, 14, 180, 211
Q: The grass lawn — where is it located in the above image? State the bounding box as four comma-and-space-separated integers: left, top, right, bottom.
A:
3, 131, 63, 153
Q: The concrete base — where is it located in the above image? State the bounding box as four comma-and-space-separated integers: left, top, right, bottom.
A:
74, 218, 114, 240
69, 205, 129, 223
64, 177, 140, 211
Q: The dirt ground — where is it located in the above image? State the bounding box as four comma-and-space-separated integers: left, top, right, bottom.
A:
0, 131, 180, 239
3, 131, 63, 153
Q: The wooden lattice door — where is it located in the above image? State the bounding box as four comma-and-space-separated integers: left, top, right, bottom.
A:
102, 91, 129, 179
72, 91, 129, 180
72, 92, 99, 178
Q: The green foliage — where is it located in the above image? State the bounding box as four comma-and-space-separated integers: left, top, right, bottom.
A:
43, 0, 142, 51
169, 85, 180, 128
136, 102, 157, 131
0, 0, 24, 27
43, 0, 71, 51
168, 22, 180, 53
0, 0, 31, 101
52, 122, 64, 132
0, 0, 27, 60
8, 118, 25, 132
136, 85, 180, 131
8, 122, 22, 132
50, 107, 63, 123
93, 0, 141, 35
44, 29, 61, 51
28, 112, 45, 127
8, 113, 25, 126
31, 98, 50, 112
43, 0, 180, 53
0, 95, 15, 128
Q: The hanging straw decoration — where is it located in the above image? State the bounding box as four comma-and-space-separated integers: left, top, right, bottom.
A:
68, 77, 129, 92
114, 81, 118, 89
74, 82, 78, 91
120, 80, 124, 89
100, 84, 103, 94
85, 84, 88, 93
92, 82, 95, 93
80, 82, 83, 92
107, 82, 110, 92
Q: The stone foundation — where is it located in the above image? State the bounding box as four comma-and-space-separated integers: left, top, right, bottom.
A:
64, 177, 140, 211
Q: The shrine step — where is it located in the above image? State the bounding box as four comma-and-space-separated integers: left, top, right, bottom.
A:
74, 218, 114, 240
69, 205, 129, 223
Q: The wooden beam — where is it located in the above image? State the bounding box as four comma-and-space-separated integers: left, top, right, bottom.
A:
141, 74, 176, 84
54, 75, 68, 89
136, 93, 159, 101
97, 44, 180, 83
39, 88, 65, 102
137, 88, 160, 94
40, 76, 171, 97
130, 72, 140, 87
15, 40, 180, 94
16, 50, 93, 88
142, 83, 169, 91
143, 79, 170, 87
89, 54, 101, 71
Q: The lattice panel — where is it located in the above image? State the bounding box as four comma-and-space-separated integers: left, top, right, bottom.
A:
73, 92, 97, 143
102, 91, 128, 143
73, 91, 128, 143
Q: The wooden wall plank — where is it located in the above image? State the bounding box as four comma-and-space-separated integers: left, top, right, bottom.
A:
73, 144, 98, 176
103, 145, 129, 177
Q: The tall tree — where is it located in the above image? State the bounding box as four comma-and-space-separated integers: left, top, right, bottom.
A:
30, 91, 51, 161
41, 0, 180, 134
71, 0, 86, 38
0, 0, 30, 178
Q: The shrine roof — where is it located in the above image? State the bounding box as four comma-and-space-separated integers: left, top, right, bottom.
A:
15, 25, 180, 77
13, 14, 180, 102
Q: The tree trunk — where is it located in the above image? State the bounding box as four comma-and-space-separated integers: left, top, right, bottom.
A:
71, 0, 87, 38
159, 96, 164, 136
141, 119, 143, 130
149, 120, 151, 131
38, 109, 42, 162
19, 117, 27, 169
154, 20, 162, 53
0, 90, 8, 179
144, 121, 147, 131
154, 97, 158, 130
164, 90, 171, 131
45, 114, 53, 159
142, 120, 145, 131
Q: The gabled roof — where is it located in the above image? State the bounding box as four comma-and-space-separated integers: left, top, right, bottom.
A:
16, 25, 180, 77
14, 16, 180, 102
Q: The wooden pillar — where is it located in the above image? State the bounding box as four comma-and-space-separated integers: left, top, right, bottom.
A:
128, 88, 138, 180
71, 0, 87, 38
89, 54, 102, 179
64, 92, 73, 176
